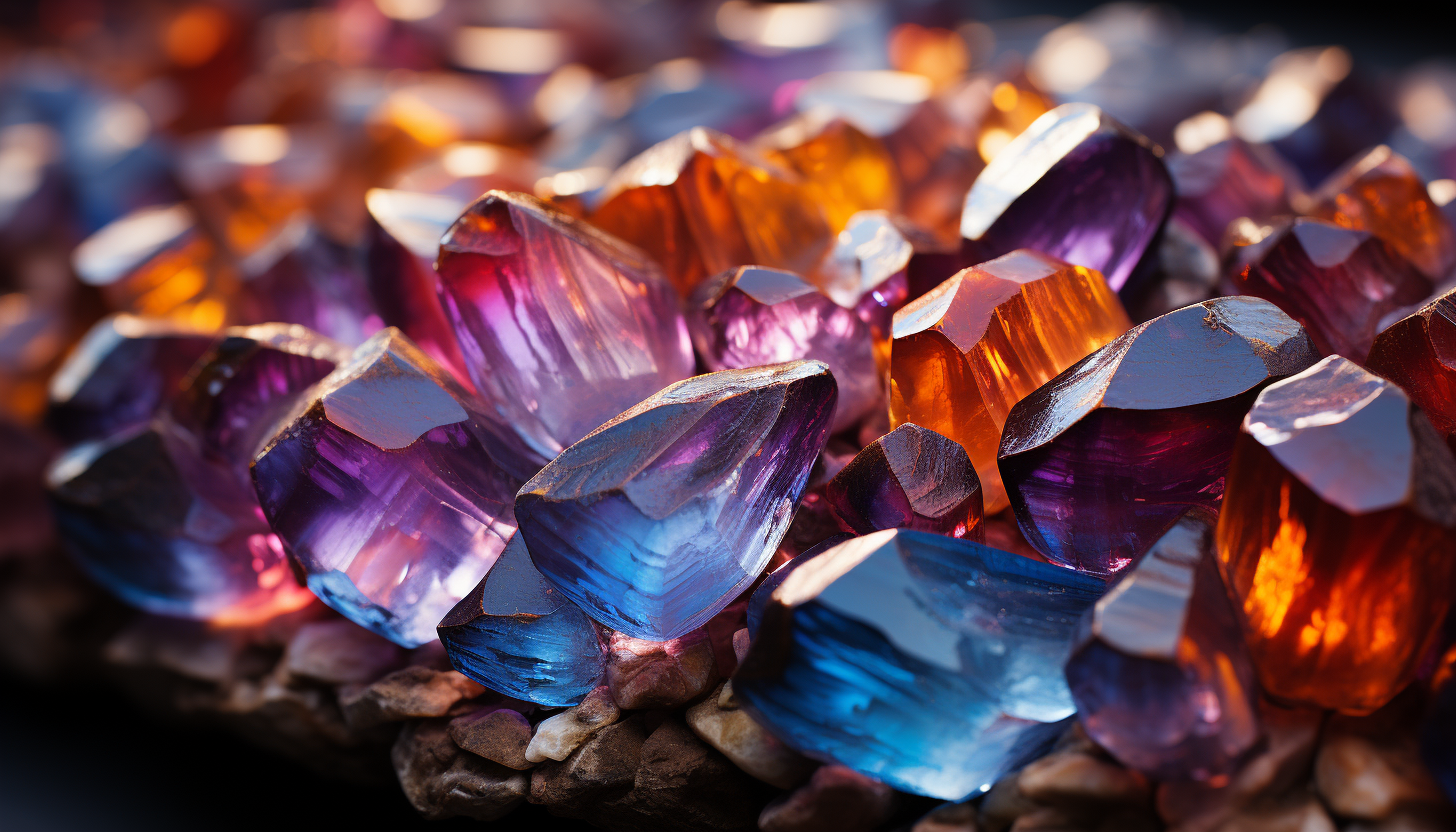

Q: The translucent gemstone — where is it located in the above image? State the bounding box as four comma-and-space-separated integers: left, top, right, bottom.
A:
1366, 289, 1456, 439
1167, 138, 1288, 247
235, 219, 382, 347
746, 533, 852, 637
252, 328, 538, 647
753, 112, 901, 234
436, 190, 694, 460
516, 361, 837, 642
438, 534, 607, 707
1065, 513, 1262, 781
1126, 216, 1220, 324
592, 127, 834, 298
1225, 217, 1433, 360
734, 530, 1106, 799
362, 188, 472, 386
960, 103, 1174, 296
888, 249, 1131, 512
687, 266, 879, 433
1302, 146, 1456, 281
1216, 356, 1456, 713
826, 423, 984, 540
46, 314, 216, 446
999, 297, 1319, 576
48, 420, 312, 622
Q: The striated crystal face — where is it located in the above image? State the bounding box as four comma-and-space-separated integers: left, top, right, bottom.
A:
516, 361, 837, 642
826, 423, 983, 540
1366, 289, 1456, 440
960, 103, 1173, 295
592, 127, 834, 298
999, 297, 1319, 576
888, 249, 1131, 512
438, 534, 607, 707
1065, 513, 1262, 782
734, 530, 1106, 799
46, 314, 216, 446
1167, 138, 1288, 247
753, 112, 901, 234
252, 328, 539, 647
1224, 217, 1433, 361
688, 266, 879, 433
1217, 356, 1456, 713
436, 190, 694, 461
237, 219, 381, 348
1303, 145, 1456, 281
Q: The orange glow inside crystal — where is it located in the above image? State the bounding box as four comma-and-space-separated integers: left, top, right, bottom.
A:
105, 234, 233, 330
755, 114, 901, 234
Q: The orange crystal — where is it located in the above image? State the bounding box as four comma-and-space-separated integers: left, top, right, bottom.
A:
592, 127, 832, 298
1216, 356, 1456, 713
753, 112, 901, 234
888, 249, 1131, 511
1302, 145, 1456, 280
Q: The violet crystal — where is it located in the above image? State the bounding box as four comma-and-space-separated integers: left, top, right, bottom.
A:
825, 423, 983, 540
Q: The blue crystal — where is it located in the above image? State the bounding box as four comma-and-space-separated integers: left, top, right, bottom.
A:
734, 529, 1106, 799
516, 361, 837, 642
438, 534, 607, 707
745, 533, 852, 637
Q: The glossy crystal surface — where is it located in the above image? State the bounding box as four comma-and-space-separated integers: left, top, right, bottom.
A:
825, 423, 983, 540
436, 190, 694, 460
238, 220, 381, 347
888, 249, 1131, 512
516, 361, 836, 642
754, 112, 900, 234
999, 297, 1319, 576
1366, 289, 1456, 439
1168, 138, 1288, 247
734, 530, 1106, 799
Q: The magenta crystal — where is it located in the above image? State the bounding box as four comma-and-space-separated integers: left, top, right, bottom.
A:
436, 190, 694, 459
1167, 138, 1288, 247
825, 423, 983, 540
998, 297, 1318, 577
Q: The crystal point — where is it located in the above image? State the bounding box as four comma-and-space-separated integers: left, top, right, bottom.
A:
826, 423, 983, 540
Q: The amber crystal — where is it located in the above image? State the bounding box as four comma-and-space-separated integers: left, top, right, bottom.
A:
1301, 146, 1456, 281
888, 250, 1131, 511
1366, 289, 1456, 439
592, 127, 833, 298
1217, 356, 1456, 713
753, 112, 900, 234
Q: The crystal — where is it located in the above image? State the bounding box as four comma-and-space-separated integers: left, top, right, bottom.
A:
1168, 137, 1289, 247
46, 314, 216, 446
959, 103, 1174, 296
998, 297, 1319, 576
746, 533, 852, 637
234, 218, 382, 347
814, 210, 913, 310
888, 249, 1131, 512
753, 112, 901, 234
825, 423, 984, 540
1365, 289, 1456, 440
516, 361, 837, 641
251, 328, 538, 647
438, 534, 607, 707
436, 190, 694, 460
1126, 216, 1220, 324
686, 266, 880, 433
1301, 145, 1456, 281
1216, 356, 1456, 713
1223, 216, 1432, 361
1065, 512, 1262, 781
591, 127, 834, 298
734, 529, 1106, 799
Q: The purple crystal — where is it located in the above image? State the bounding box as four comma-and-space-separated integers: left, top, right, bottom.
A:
436, 190, 694, 460
251, 328, 539, 647
825, 423, 984, 540
516, 361, 837, 641
237, 219, 382, 347
1065, 512, 1262, 782
960, 103, 1173, 296
1167, 138, 1289, 247
998, 297, 1319, 577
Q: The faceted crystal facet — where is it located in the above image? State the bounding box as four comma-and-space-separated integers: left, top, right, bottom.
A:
753, 113, 901, 234
592, 127, 834, 298
734, 530, 1106, 799
825, 423, 984, 540
889, 249, 1131, 512
1224, 217, 1433, 361
516, 361, 837, 642
436, 190, 694, 460
46, 314, 216, 446
1168, 138, 1288, 247
960, 104, 1174, 295
999, 297, 1319, 576
687, 267, 879, 433
1065, 513, 1262, 781
252, 328, 538, 647
236, 219, 382, 347
438, 534, 608, 707
1366, 289, 1456, 439
1302, 146, 1456, 281
1216, 356, 1456, 713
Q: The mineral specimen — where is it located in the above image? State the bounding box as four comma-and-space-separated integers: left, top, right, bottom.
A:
959, 103, 1173, 295
735, 529, 1106, 799
516, 361, 836, 641
435, 190, 694, 460
236, 219, 381, 347
1167, 137, 1288, 247
1217, 356, 1456, 713
1065, 512, 1262, 781
753, 112, 901, 234
825, 423, 983, 540
889, 249, 1130, 512
999, 297, 1319, 575
1365, 289, 1456, 439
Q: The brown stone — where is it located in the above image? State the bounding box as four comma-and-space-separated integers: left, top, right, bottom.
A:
685, 681, 815, 788
1016, 752, 1151, 809
1315, 702, 1449, 821
1208, 798, 1336, 832
607, 629, 718, 710
392, 719, 527, 821
282, 618, 406, 685
914, 801, 981, 832
758, 764, 897, 832
530, 714, 649, 810
340, 665, 486, 728
450, 707, 534, 770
